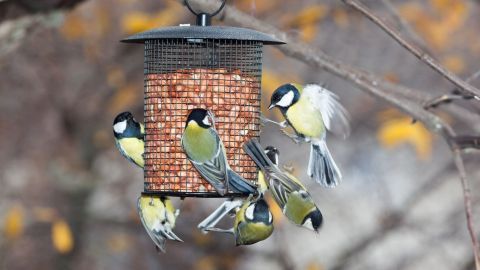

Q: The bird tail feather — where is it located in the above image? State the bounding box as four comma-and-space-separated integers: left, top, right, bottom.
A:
227, 170, 257, 194
243, 139, 274, 171
307, 140, 341, 187
163, 229, 183, 242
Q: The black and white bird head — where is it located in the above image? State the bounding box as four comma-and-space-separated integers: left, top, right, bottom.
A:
186, 108, 214, 129
264, 146, 279, 166
113, 112, 141, 138
269, 83, 301, 110
244, 198, 273, 225
302, 207, 323, 232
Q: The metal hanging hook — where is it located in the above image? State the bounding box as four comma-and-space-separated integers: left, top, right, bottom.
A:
184, 0, 227, 26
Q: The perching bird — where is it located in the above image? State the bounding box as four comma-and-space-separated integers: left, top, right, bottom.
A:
197, 194, 274, 246
197, 145, 276, 245
112, 112, 182, 252
113, 111, 145, 168
244, 139, 323, 232
268, 83, 350, 187
258, 146, 279, 194
137, 195, 183, 252
181, 108, 256, 196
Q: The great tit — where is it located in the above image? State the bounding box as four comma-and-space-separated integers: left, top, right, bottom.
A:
197, 145, 276, 245
137, 195, 183, 252
268, 83, 350, 188
244, 139, 323, 232
113, 113, 182, 252
197, 194, 274, 246
113, 112, 145, 168
181, 108, 256, 196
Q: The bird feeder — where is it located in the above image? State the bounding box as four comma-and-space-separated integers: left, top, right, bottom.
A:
122, 1, 284, 197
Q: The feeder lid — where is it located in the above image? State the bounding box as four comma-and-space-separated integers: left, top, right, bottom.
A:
121, 25, 285, 45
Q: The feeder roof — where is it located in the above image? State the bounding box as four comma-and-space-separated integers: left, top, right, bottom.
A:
121, 25, 285, 45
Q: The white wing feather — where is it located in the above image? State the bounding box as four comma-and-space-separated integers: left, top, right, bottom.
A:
303, 84, 351, 138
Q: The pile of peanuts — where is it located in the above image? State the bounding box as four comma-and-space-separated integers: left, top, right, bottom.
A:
144, 68, 260, 194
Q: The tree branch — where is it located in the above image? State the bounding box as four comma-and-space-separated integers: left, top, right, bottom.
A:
378, 0, 432, 55
341, 0, 480, 100
452, 148, 480, 269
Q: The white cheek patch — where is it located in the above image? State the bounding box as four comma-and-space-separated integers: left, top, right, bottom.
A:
245, 204, 255, 220
202, 116, 211, 126
276, 91, 295, 107
303, 218, 314, 230
113, 120, 127, 134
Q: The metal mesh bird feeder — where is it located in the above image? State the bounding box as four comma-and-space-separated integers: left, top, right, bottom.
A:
122, 1, 284, 197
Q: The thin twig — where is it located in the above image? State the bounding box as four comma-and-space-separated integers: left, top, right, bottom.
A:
379, 0, 432, 55
452, 136, 480, 150
452, 148, 480, 270
426, 69, 480, 109
341, 0, 480, 99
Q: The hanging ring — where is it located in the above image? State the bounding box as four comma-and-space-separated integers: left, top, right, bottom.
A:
184, 0, 227, 17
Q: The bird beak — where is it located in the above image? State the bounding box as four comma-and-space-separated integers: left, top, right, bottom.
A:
268, 104, 275, 110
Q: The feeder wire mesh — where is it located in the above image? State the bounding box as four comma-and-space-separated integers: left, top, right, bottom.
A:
143, 38, 263, 197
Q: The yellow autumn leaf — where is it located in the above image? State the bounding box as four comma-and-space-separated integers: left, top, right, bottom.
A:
285, 5, 328, 27
122, 3, 184, 34
441, 55, 465, 74
377, 117, 433, 160
52, 219, 74, 254
332, 8, 349, 28
299, 24, 318, 43
3, 204, 24, 240
122, 12, 153, 34
306, 261, 324, 270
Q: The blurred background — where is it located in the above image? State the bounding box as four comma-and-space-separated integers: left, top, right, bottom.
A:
0, 0, 479, 269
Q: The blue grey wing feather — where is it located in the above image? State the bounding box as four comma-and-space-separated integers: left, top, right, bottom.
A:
267, 168, 304, 208
136, 197, 167, 253
190, 132, 228, 195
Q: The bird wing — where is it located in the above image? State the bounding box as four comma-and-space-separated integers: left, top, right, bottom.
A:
189, 132, 228, 194
303, 84, 351, 138
137, 197, 167, 252
267, 168, 305, 209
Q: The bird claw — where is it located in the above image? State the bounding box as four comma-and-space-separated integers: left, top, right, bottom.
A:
260, 115, 288, 128
281, 129, 303, 144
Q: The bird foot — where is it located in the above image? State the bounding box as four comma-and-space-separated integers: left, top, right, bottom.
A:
260, 115, 288, 128
281, 129, 303, 144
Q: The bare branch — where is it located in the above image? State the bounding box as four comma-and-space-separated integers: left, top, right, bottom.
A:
452, 136, 480, 150
452, 148, 480, 269
379, 0, 432, 55
425, 69, 480, 109
341, 0, 480, 100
